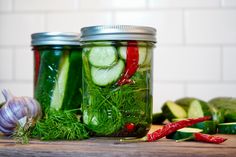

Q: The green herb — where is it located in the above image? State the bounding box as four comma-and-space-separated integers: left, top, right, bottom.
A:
31, 109, 89, 140
82, 52, 152, 136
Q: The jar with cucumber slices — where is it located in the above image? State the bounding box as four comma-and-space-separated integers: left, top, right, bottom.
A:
31, 32, 82, 113
80, 25, 156, 137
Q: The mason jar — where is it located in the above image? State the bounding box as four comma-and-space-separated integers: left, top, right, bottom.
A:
31, 32, 82, 113
80, 25, 156, 137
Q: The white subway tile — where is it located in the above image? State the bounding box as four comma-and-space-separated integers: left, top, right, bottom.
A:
223, 47, 236, 81
0, 49, 13, 80
78, 0, 111, 10
46, 12, 112, 32
0, 82, 33, 102
153, 46, 221, 81
115, 11, 183, 44
14, 0, 78, 11
0, 14, 44, 46
148, 0, 220, 8
112, 0, 146, 9
78, 0, 146, 10
222, 0, 236, 7
15, 48, 33, 80
187, 83, 236, 100
185, 10, 236, 44
153, 82, 185, 112
0, 0, 12, 11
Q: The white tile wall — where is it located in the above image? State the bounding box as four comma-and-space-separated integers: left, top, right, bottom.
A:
0, 49, 13, 80
0, 0, 236, 112
187, 83, 236, 100
78, 0, 112, 10
185, 10, 236, 44
154, 46, 221, 81
15, 47, 33, 80
222, 0, 236, 7
0, 14, 44, 46
0, 0, 12, 11
115, 11, 183, 44
14, 0, 78, 11
148, 0, 221, 8
223, 47, 236, 80
46, 12, 112, 32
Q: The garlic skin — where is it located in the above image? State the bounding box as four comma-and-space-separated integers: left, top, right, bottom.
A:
0, 89, 41, 135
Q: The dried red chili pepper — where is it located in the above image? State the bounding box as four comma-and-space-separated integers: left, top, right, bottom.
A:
120, 116, 211, 142
125, 123, 135, 133
194, 133, 227, 144
34, 49, 41, 87
117, 41, 139, 86
147, 116, 211, 142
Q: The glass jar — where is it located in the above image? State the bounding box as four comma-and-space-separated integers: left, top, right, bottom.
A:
80, 25, 156, 137
31, 32, 82, 113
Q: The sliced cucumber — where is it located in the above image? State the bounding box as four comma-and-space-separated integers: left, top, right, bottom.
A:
88, 46, 117, 68
50, 53, 70, 110
91, 60, 125, 86
161, 101, 187, 121
191, 121, 216, 134
118, 46, 127, 60
175, 97, 197, 112
118, 45, 147, 65
141, 47, 152, 66
188, 100, 211, 118
166, 128, 203, 140
152, 112, 166, 124
218, 122, 236, 134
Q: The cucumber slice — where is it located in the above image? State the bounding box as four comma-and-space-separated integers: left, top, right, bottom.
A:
191, 121, 216, 134
118, 46, 127, 60
138, 47, 147, 65
88, 46, 117, 68
161, 101, 187, 121
167, 128, 203, 140
175, 97, 197, 112
50, 53, 70, 110
218, 122, 236, 134
141, 47, 152, 66
188, 100, 211, 118
118, 46, 147, 65
152, 112, 166, 124
91, 60, 125, 86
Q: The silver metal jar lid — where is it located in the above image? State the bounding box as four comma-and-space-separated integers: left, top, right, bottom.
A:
31, 32, 80, 46
80, 25, 156, 42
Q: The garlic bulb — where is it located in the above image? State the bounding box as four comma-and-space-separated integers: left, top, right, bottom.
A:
0, 89, 41, 135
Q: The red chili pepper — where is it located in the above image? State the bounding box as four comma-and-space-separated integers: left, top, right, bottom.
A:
125, 123, 135, 133
194, 133, 227, 144
147, 116, 211, 142
117, 41, 139, 86
120, 116, 211, 142
34, 49, 41, 87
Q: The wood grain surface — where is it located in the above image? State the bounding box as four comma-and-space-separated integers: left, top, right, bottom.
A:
0, 125, 235, 157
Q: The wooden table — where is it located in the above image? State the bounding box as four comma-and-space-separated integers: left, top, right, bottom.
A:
0, 125, 235, 157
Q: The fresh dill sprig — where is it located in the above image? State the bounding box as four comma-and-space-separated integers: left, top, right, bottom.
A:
31, 109, 89, 140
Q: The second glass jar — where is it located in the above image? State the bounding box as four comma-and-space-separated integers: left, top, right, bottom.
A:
80, 25, 156, 137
